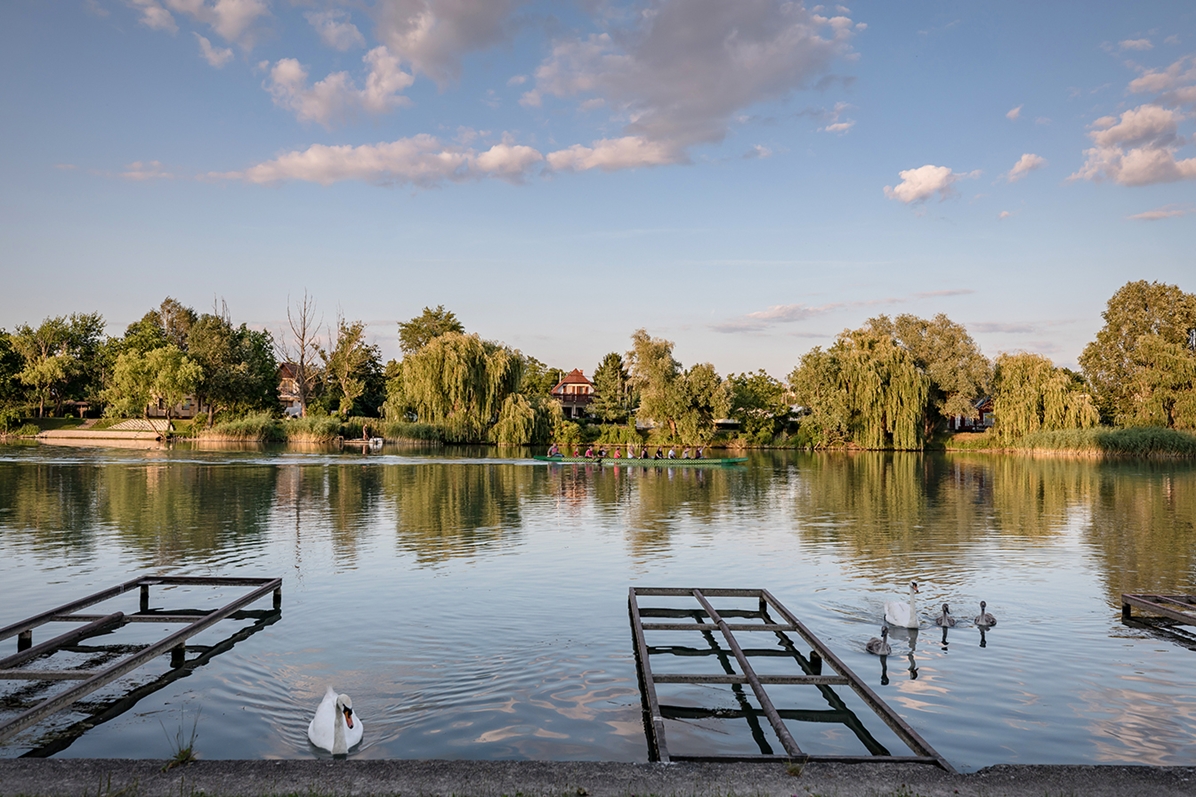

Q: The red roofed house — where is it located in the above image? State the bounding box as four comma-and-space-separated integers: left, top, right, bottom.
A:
551, 369, 594, 419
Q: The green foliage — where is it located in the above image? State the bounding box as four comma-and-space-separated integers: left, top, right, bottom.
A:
103, 345, 203, 421
204, 412, 284, 441
0, 330, 22, 407
12, 313, 105, 417
520, 356, 563, 398
398, 304, 464, 354
789, 322, 928, 449
186, 312, 280, 424
553, 419, 582, 448
490, 393, 561, 445
322, 319, 378, 416
881, 313, 992, 434
1079, 280, 1196, 424
395, 332, 522, 442
729, 369, 790, 443
626, 329, 728, 441
992, 353, 1099, 442
589, 352, 631, 422
1019, 427, 1196, 456
1125, 333, 1196, 430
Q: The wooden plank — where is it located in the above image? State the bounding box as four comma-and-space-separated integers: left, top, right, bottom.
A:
640, 622, 796, 632
692, 589, 805, 760
0, 670, 94, 680
671, 754, 939, 765
0, 578, 143, 642
633, 587, 763, 598
1122, 594, 1196, 625
760, 588, 954, 773
653, 673, 850, 685
0, 614, 125, 670
628, 589, 669, 763
0, 578, 281, 745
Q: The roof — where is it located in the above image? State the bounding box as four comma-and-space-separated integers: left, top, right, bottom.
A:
279, 363, 299, 380
551, 369, 593, 392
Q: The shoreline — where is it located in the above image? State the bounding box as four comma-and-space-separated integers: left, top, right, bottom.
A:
1, 759, 1194, 797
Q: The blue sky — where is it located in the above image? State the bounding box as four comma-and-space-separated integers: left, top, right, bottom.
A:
1, 1, 1193, 376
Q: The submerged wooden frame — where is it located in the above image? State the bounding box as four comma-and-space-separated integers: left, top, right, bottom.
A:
0, 575, 282, 747
1121, 593, 1196, 626
629, 587, 953, 772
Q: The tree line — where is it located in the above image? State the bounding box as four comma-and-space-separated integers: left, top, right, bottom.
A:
1, 280, 1193, 448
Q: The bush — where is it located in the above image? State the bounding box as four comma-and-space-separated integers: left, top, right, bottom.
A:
0, 408, 20, 434
1019, 426, 1196, 456
203, 412, 284, 442
14, 423, 41, 437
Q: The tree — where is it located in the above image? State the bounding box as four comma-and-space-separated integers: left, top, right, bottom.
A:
0, 330, 23, 408
676, 363, 731, 442
395, 332, 522, 441
1126, 334, 1196, 430
626, 329, 684, 436
157, 297, 197, 349
992, 353, 1099, 442
322, 319, 377, 416
787, 322, 928, 449
11, 314, 103, 417
277, 292, 323, 417
729, 370, 790, 442
187, 308, 280, 424
1079, 281, 1196, 424
589, 352, 631, 422
398, 305, 464, 354
885, 314, 992, 436
145, 346, 203, 422
520, 356, 563, 398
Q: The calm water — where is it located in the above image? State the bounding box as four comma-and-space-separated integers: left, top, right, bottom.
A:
0, 443, 1194, 770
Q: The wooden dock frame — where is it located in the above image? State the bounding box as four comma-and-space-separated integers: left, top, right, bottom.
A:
629, 587, 953, 772
0, 576, 282, 747
1121, 593, 1196, 625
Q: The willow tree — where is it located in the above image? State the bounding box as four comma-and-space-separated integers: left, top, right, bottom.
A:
789, 323, 928, 449
490, 393, 562, 445
397, 332, 522, 442
992, 353, 1099, 442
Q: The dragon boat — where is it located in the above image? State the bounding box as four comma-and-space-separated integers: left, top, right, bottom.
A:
532, 455, 747, 467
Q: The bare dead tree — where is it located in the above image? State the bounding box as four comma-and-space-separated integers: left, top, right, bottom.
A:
278, 291, 324, 417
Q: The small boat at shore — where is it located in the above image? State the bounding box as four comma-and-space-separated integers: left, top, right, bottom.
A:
532, 455, 747, 467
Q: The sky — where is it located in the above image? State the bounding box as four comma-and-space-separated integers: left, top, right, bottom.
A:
1, 1, 1194, 377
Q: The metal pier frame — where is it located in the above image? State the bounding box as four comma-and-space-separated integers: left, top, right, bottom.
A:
0, 576, 282, 746
629, 587, 953, 772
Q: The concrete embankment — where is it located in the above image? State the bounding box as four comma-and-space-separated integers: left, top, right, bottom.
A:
1, 760, 1193, 797
36, 430, 162, 440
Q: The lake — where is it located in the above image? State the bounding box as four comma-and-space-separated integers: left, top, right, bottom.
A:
0, 444, 1193, 771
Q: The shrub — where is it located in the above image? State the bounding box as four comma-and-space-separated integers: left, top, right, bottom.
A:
1019, 426, 1196, 456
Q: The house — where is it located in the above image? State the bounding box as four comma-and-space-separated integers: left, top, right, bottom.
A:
279, 363, 303, 417
951, 397, 995, 431
550, 369, 595, 419
146, 395, 206, 419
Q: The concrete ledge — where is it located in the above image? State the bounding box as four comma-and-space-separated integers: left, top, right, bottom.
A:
36, 430, 161, 440
0, 759, 1193, 797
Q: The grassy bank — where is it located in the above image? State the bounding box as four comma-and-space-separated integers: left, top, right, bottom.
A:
1018, 426, 1196, 457
196, 413, 443, 444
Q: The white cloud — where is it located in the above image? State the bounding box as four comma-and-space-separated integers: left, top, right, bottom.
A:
1120, 38, 1153, 51
122, 160, 173, 180
527, 0, 857, 168
194, 32, 234, 67
374, 0, 520, 84
126, 0, 269, 48
127, 0, 178, 32
713, 289, 975, 333
213, 134, 544, 186
265, 47, 414, 127
1071, 104, 1196, 186
1127, 204, 1194, 220
507, 74, 527, 86
883, 164, 979, 204
743, 144, 773, 159
1165, 35, 1181, 46
998, 210, 1013, 220
1127, 54, 1196, 105
306, 9, 366, 51
1006, 104, 1022, 121
818, 101, 855, 133
1005, 153, 1046, 182
546, 136, 681, 172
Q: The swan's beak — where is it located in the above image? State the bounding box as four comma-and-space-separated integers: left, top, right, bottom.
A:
343, 707, 354, 729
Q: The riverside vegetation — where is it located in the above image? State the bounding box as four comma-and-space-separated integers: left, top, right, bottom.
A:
1, 281, 1195, 455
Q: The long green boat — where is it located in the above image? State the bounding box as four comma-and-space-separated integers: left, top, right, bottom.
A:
532, 455, 747, 467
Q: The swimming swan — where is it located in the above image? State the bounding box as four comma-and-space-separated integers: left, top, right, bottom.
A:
975, 601, 997, 628
884, 581, 920, 628
934, 603, 957, 627
308, 687, 363, 755
865, 626, 891, 655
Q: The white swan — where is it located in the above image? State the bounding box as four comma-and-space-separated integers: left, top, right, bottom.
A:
884, 581, 920, 628
934, 603, 957, 627
975, 601, 997, 628
865, 626, 891, 655
307, 686, 363, 755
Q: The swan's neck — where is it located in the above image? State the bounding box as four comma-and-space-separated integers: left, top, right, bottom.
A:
908, 592, 917, 615
332, 705, 347, 755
